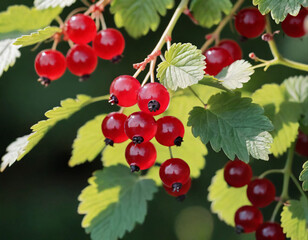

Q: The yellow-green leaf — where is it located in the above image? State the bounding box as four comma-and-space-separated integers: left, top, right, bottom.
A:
300, 161, 308, 191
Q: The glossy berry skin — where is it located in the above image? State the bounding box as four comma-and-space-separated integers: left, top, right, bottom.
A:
234, 205, 263, 234
125, 142, 157, 172
218, 39, 242, 61
137, 83, 170, 116
159, 158, 190, 191
256, 222, 285, 240
155, 116, 185, 147
66, 44, 97, 80
65, 14, 97, 44
164, 178, 191, 199
224, 159, 253, 188
124, 112, 157, 144
93, 28, 125, 61
109, 75, 141, 107
296, 130, 308, 157
247, 178, 276, 208
235, 8, 266, 38
204, 47, 233, 76
282, 8, 308, 38
101, 112, 128, 146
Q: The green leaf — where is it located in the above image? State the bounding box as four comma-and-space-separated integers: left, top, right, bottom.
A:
281, 197, 308, 240
300, 161, 308, 191
252, 84, 302, 157
34, 0, 77, 10
157, 43, 206, 91
190, 0, 232, 28
188, 92, 273, 162
0, 39, 21, 77
199, 76, 230, 92
110, 0, 174, 38
208, 169, 250, 226
13, 26, 61, 47
78, 165, 158, 240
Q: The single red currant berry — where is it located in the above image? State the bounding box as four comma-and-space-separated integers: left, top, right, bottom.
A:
235, 8, 266, 38
204, 47, 233, 76
159, 158, 190, 192
256, 222, 285, 240
155, 116, 185, 147
247, 178, 276, 208
109, 75, 141, 107
124, 111, 157, 144
163, 178, 191, 201
224, 159, 253, 188
234, 205, 263, 234
137, 82, 170, 116
296, 130, 308, 157
93, 28, 125, 62
125, 142, 157, 172
66, 44, 98, 81
65, 14, 97, 44
218, 39, 242, 61
101, 112, 128, 146
35, 49, 66, 86
282, 8, 308, 38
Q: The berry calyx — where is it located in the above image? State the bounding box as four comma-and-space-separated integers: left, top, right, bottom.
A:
218, 39, 242, 61
109, 75, 141, 107
125, 142, 157, 171
256, 222, 285, 240
163, 178, 191, 199
281, 8, 308, 38
234, 205, 263, 233
296, 130, 308, 157
65, 14, 97, 44
224, 159, 253, 188
155, 116, 185, 147
101, 112, 128, 146
235, 8, 266, 38
124, 111, 157, 144
247, 178, 276, 208
137, 82, 170, 116
35, 49, 66, 86
204, 47, 233, 76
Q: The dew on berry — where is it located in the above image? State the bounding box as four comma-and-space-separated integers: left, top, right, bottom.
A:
223, 159, 253, 188
204, 47, 233, 76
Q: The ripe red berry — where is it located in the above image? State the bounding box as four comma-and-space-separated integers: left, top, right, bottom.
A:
224, 159, 253, 188
125, 142, 157, 172
218, 39, 242, 61
235, 8, 266, 38
109, 75, 141, 107
282, 8, 308, 38
124, 112, 157, 144
65, 14, 97, 44
66, 44, 97, 81
101, 112, 128, 146
256, 222, 285, 240
35, 49, 66, 86
137, 82, 170, 116
155, 116, 185, 147
159, 158, 190, 191
234, 205, 263, 233
163, 178, 191, 199
296, 130, 308, 157
204, 47, 233, 76
93, 28, 125, 61
247, 178, 276, 208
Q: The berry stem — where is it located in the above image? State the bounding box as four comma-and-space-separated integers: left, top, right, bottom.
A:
99, 13, 107, 30
259, 169, 284, 178
80, 0, 91, 7
149, 59, 157, 83
65, 7, 88, 22
265, 15, 281, 60
169, 147, 174, 158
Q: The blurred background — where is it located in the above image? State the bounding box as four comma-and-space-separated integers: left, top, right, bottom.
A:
0, 0, 307, 239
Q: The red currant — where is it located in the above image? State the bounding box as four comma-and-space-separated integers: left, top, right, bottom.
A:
296, 130, 308, 157
66, 44, 98, 81
247, 178, 276, 208
235, 8, 266, 38
282, 8, 308, 38
218, 39, 242, 61
204, 47, 233, 76
65, 14, 97, 44
93, 28, 125, 61
109, 75, 141, 107
155, 116, 185, 147
101, 112, 128, 146
234, 205, 263, 233
125, 142, 157, 172
137, 82, 170, 116
224, 159, 253, 188
124, 111, 157, 144
163, 178, 191, 199
256, 222, 285, 240
35, 49, 66, 86
159, 158, 190, 191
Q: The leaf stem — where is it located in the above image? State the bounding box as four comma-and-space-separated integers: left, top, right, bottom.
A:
290, 174, 307, 200
188, 86, 206, 106
259, 169, 284, 179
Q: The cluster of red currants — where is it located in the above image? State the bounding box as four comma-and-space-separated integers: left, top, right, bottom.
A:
224, 160, 285, 240
34, 14, 125, 86
101, 75, 191, 199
